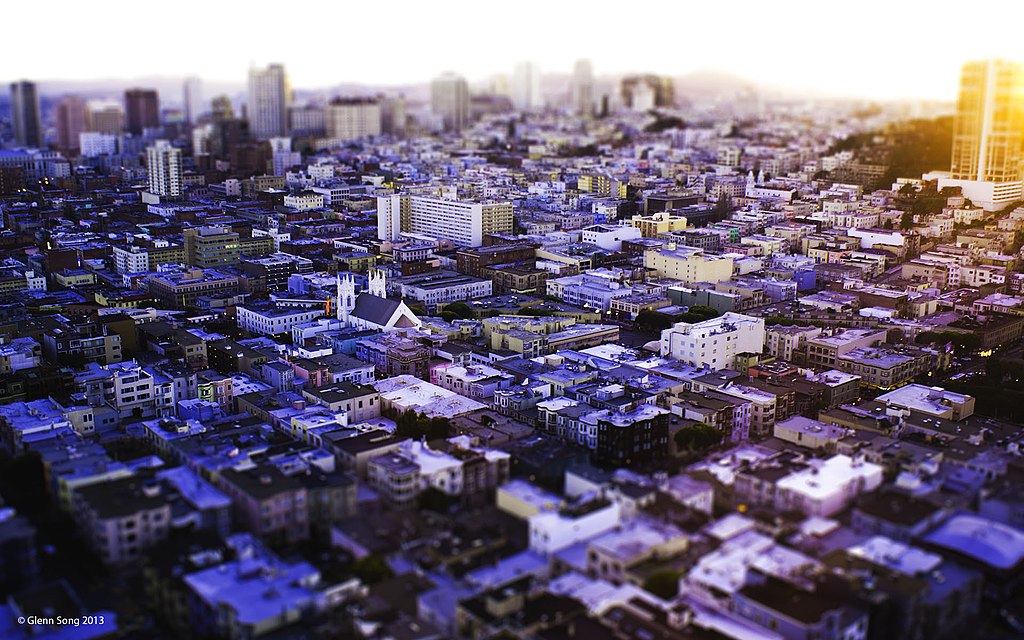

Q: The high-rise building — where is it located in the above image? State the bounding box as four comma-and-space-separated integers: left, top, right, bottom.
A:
940, 59, 1024, 210
288, 104, 325, 137
620, 75, 674, 110
86, 101, 124, 134
572, 60, 594, 117
211, 95, 234, 123
146, 140, 182, 197
125, 88, 160, 135
248, 64, 291, 139
431, 72, 470, 133
10, 81, 42, 147
325, 98, 381, 141
183, 227, 241, 268
55, 96, 87, 151
511, 62, 542, 110
377, 194, 512, 247
183, 76, 203, 124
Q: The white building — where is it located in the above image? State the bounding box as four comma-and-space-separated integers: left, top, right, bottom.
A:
283, 191, 324, 211
248, 63, 290, 139
79, 132, 118, 157
107, 360, 174, 419
660, 313, 766, 370
512, 61, 543, 110
237, 304, 324, 337
580, 224, 642, 251
377, 194, 513, 247
431, 72, 470, 133
325, 98, 381, 141
146, 140, 182, 198
528, 499, 621, 557
546, 269, 636, 312
775, 455, 883, 517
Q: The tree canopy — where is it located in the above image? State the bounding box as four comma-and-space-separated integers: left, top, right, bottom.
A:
674, 423, 723, 452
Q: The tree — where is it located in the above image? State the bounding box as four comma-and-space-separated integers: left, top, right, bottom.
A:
636, 309, 674, 334
674, 423, 723, 452
353, 555, 394, 585
643, 569, 683, 600
443, 301, 475, 320
418, 487, 456, 513
900, 212, 915, 230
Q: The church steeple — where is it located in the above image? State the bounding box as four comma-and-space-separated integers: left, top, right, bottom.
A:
368, 268, 387, 298
336, 271, 355, 321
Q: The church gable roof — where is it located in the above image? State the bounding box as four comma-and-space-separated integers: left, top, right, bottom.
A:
350, 293, 404, 326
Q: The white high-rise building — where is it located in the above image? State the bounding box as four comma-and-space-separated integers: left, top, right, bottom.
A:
571, 60, 594, 117
512, 62, 542, 110
146, 140, 182, 197
325, 98, 381, 141
79, 132, 118, 157
247, 64, 291, 139
377, 194, 512, 247
183, 76, 202, 124
431, 72, 470, 133
377, 194, 408, 242
938, 59, 1024, 211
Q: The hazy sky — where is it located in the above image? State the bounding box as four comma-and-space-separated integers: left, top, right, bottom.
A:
5, 0, 1021, 100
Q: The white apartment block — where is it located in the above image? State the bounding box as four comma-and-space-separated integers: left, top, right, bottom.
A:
660, 312, 765, 370
237, 305, 324, 337
146, 140, 182, 197
377, 194, 513, 247
79, 132, 118, 157
325, 99, 381, 141
283, 191, 324, 211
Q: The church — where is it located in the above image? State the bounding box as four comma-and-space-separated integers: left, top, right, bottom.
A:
336, 269, 421, 331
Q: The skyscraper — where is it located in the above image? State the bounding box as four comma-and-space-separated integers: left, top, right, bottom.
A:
146, 140, 182, 198
431, 72, 470, 133
55, 96, 87, 151
125, 88, 160, 135
248, 64, 291, 139
10, 81, 42, 147
511, 62, 542, 110
86, 102, 125, 135
183, 76, 203, 124
941, 59, 1024, 210
572, 60, 594, 117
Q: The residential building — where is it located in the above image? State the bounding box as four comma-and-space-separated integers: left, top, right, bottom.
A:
247, 63, 290, 139
660, 313, 765, 370
146, 140, 182, 198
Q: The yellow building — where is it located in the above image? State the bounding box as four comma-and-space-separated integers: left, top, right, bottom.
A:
643, 247, 734, 283
54, 270, 97, 288
630, 212, 688, 238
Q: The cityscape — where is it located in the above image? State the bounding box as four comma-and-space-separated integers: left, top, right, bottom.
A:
1, 7, 1024, 640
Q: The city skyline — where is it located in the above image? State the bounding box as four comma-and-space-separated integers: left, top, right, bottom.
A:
4, 0, 1022, 101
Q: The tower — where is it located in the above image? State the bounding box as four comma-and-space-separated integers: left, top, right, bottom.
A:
10, 81, 41, 147
248, 64, 291, 139
183, 76, 203, 124
56, 96, 87, 151
941, 59, 1024, 210
512, 62, 542, 111
125, 88, 160, 136
368, 269, 387, 298
336, 272, 356, 322
572, 60, 594, 117
431, 72, 470, 133
146, 140, 182, 197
